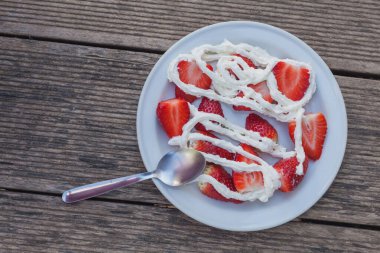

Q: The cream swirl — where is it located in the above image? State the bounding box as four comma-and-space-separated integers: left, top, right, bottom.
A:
166, 41, 313, 202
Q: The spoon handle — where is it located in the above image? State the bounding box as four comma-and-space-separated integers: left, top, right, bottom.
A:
62, 171, 154, 203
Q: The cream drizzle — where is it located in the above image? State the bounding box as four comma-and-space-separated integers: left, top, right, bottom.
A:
166, 41, 314, 202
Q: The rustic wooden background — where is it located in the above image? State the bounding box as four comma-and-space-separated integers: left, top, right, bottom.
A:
0, 0, 379, 252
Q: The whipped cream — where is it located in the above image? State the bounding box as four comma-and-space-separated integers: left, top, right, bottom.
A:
167, 41, 314, 202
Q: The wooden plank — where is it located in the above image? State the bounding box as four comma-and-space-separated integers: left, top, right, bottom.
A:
0, 191, 379, 252
0, 0, 379, 75
0, 37, 379, 226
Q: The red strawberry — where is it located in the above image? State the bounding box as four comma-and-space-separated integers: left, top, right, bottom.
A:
272, 61, 310, 101
195, 97, 224, 131
192, 131, 235, 160
252, 81, 274, 103
233, 54, 256, 68
175, 86, 197, 103
233, 144, 264, 193
228, 54, 256, 80
288, 112, 327, 160
274, 156, 308, 192
246, 113, 278, 142
175, 61, 213, 102
198, 164, 242, 204
156, 98, 190, 138
233, 90, 251, 111
233, 81, 274, 111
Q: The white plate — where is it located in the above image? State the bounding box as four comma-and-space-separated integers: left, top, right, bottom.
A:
136, 21, 347, 231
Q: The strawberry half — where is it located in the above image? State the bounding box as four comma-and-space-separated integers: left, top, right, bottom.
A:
195, 97, 224, 131
192, 131, 235, 160
156, 98, 190, 138
175, 61, 213, 102
288, 112, 327, 160
272, 61, 310, 101
246, 113, 278, 142
233, 53, 256, 68
175, 86, 197, 103
233, 81, 274, 111
228, 54, 256, 80
198, 163, 242, 204
274, 156, 308, 192
233, 144, 264, 193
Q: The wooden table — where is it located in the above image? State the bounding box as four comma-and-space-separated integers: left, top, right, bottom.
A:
0, 1, 379, 252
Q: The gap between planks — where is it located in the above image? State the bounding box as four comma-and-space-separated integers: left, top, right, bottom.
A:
0, 33, 379, 81
1, 187, 379, 232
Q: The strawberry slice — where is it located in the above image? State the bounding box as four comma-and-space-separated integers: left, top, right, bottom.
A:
175, 61, 213, 102
233, 144, 264, 193
233, 53, 256, 68
233, 81, 274, 111
192, 131, 235, 160
195, 97, 224, 131
175, 86, 197, 103
246, 113, 278, 142
228, 54, 256, 80
272, 61, 310, 101
288, 112, 327, 160
274, 156, 308, 192
198, 163, 242, 204
156, 98, 190, 138
252, 81, 274, 103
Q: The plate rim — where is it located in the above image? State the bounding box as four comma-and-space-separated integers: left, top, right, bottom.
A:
136, 21, 348, 231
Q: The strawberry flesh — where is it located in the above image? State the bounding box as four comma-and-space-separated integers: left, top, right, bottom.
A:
192, 131, 235, 160
274, 156, 308, 192
233, 81, 274, 111
228, 54, 256, 80
195, 97, 224, 131
273, 61, 310, 101
175, 61, 213, 102
288, 112, 327, 160
233, 54, 256, 69
175, 86, 196, 103
198, 163, 242, 204
156, 98, 190, 138
246, 113, 278, 142
233, 144, 264, 193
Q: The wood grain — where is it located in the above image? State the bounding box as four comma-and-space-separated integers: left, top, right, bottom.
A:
0, 190, 379, 252
0, 0, 379, 75
0, 37, 379, 226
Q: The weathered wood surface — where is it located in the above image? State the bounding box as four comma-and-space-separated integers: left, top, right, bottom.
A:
0, 0, 379, 75
0, 37, 379, 227
0, 190, 379, 253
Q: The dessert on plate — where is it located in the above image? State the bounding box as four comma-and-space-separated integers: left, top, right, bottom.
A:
156, 41, 327, 203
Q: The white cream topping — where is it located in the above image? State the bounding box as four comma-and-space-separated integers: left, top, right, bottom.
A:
166, 41, 314, 202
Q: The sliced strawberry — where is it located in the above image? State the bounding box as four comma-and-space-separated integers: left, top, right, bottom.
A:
156, 98, 190, 138
252, 81, 274, 103
288, 112, 327, 160
274, 156, 308, 192
228, 54, 256, 80
233, 90, 252, 111
192, 131, 235, 160
175, 61, 213, 102
233, 81, 274, 111
233, 144, 264, 193
195, 97, 224, 131
175, 86, 196, 103
272, 61, 310, 101
246, 113, 278, 142
233, 53, 256, 68
198, 163, 242, 204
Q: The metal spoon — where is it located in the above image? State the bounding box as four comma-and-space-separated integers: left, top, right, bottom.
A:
62, 148, 206, 203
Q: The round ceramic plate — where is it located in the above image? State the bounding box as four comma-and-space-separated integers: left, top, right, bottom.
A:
136, 21, 347, 231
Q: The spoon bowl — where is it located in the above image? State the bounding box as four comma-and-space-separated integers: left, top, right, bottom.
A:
62, 148, 205, 203
155, 149, 206, 186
